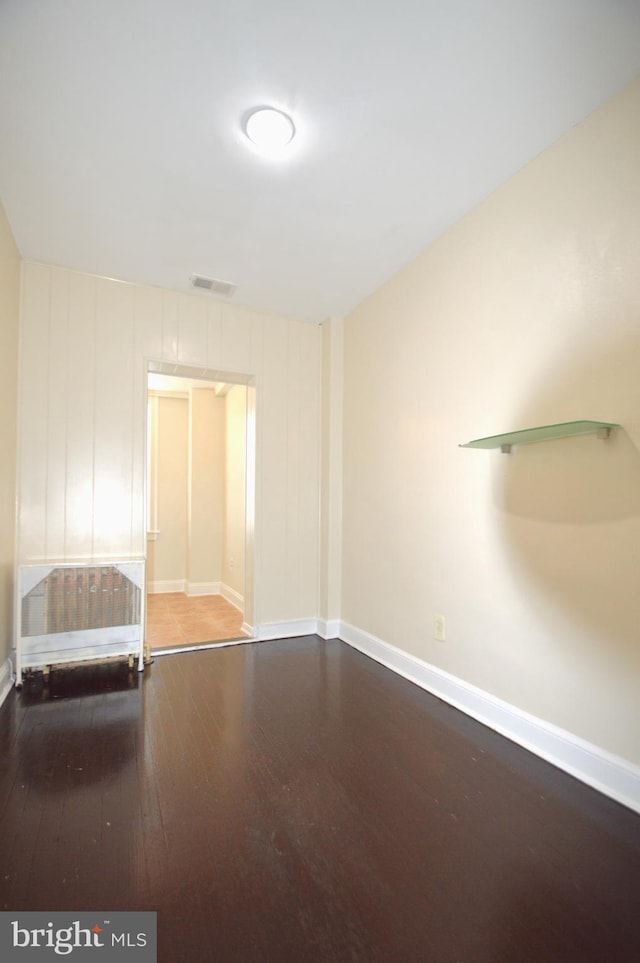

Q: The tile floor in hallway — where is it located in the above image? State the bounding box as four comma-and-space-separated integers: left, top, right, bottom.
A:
146, 592, 250, 648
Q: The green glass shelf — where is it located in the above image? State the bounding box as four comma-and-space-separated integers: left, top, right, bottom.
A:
460, 420, 619, 453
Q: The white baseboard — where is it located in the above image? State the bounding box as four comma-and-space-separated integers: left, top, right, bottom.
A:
256, 618, 319, 641
0, 657, 14, 708
241, 622, 254, 637
148, 579, 185, 594
149, 581, 232, 599
186, 581, 221, 597
317, 618, 341, 639
220, 583, 244, 612
339, 621, 640, 815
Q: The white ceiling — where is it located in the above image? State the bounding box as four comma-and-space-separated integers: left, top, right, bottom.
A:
1, 1, 640, 324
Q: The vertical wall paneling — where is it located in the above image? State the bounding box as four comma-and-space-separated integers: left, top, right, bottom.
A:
18, 264, 50, 560
128, 291, 140, 559
205, 301, 223, 371
161, 290, 179, 361
64, 271, 97, 559
18, 264, 323, 628
134, 284, 163, 362
44, 269, 70, 559
93, 278, 135, 557
221, 304, 254, 373
177, 293, 207, 364
249, 310, 265, 379
0, 199, 20, 667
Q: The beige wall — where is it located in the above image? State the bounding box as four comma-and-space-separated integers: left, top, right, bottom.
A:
147, 396, 189, 584
148, 385, 248, 603
342, 77, 640, 765
223, 385, 247, 600
17, 266, 322, 627
188, 388, 225, 587
319, 317, 343, 625
0, 202, 20, 667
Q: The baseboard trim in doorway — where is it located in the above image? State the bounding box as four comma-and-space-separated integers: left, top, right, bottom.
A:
256, 619, 319, 641
148, 580, 185, 594
152, 636, 256, 658
221, 583, 244, 611
186, 581, 221, 597
0, 658, 14, 707
148, 581, 243, 602
339, 620, 640, 816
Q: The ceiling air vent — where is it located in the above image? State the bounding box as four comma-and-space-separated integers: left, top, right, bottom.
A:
190, 274, 237, 298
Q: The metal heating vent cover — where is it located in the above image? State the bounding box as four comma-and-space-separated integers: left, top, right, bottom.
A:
21, 565, 141, 636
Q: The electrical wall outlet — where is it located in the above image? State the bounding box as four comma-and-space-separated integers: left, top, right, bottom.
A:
433, 614, 446, 642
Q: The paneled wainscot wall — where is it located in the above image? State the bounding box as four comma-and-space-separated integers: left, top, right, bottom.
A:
18, 263, 322, 631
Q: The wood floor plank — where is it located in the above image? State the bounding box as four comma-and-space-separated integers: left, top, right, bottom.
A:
0, 637, 639, 961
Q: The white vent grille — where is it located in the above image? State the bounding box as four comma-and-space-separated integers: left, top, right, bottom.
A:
190, 275, 237, 297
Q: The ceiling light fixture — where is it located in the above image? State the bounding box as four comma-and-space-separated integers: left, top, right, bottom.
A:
243, 106, 296, 155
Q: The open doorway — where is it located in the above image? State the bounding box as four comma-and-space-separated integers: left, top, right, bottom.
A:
144, 361, 256, 654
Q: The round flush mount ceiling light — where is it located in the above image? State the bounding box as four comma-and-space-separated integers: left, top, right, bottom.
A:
243, 106, 296, 155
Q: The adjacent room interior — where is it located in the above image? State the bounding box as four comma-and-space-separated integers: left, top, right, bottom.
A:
146, 368, 253, 652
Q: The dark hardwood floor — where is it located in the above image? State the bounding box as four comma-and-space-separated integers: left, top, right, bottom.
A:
1, 636, 639, 962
